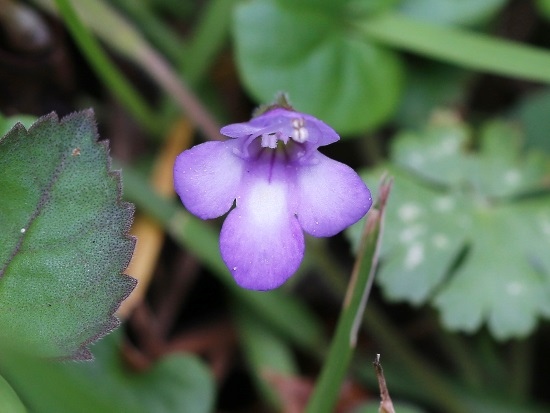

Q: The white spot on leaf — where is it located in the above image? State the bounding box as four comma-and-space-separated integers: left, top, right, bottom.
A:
433, 196, 454, 212
404, 242, 424, 270
408, 152, 424, 167
506, 282, 523, 296
504, 169, 521, 186
399, 225, 425, 244
398, 203, 422, 222
432, 233, 449, 249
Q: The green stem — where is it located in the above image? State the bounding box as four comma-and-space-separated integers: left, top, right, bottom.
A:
359, 12, 550, 83
305, 180, 390, 413
52, 0, 160, 134
312, 241, 469, 413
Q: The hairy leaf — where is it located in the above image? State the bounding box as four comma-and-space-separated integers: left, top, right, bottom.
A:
0, 111, 136, 359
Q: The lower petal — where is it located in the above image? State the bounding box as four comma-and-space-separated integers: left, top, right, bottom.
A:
174, 141, 242, 219
220, 179, 304, 290
296, 153, 372, 237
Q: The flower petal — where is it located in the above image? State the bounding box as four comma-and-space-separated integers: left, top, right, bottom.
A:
220, 178, 304, 290
174, 141, 242, 219
295, 153, 372, 237
220, 123, 262, 139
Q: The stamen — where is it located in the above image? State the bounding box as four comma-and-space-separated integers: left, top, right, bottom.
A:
291, 118, 308, 143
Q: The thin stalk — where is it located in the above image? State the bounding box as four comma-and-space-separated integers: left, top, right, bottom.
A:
359, 12, 550, 84
312, 239, 470, 413
305, 178, 391, 413
52, 0, 160, 134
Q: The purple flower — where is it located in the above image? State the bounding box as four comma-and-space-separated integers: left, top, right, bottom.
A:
174, 105, 372, 290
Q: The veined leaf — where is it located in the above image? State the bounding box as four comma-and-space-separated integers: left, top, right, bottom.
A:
0, 111, 136, 359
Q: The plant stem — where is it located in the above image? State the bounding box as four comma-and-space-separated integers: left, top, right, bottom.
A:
305, 178, 391, 413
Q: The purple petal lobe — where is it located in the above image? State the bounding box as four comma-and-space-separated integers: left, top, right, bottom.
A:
174, 141, 242, 219
220, 179, 304, 290
295, 153, 372, 237
220, 123, 263, 139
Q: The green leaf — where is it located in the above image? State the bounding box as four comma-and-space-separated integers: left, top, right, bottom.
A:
0, 374, 26, 413
398, 0, 508, 26
0, 331, 214, 413
536, 0, 550, 21
0, 114, 35, 137
394, 62, 471, 129
232, 0, 404, 135
348, 116, 550, 339
0, 111, 136, 359
511, 87, 550, 153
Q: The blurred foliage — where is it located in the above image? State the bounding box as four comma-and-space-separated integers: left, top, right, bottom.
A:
348, 115, 550, 339
398, 0, 508, 26
0, 332, 214, 413
1, 0, 550, 412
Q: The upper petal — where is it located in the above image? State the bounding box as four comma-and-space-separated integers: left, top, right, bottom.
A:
295, 153, 372, 237
220, 172, 304, 290
174, 141, 242, 219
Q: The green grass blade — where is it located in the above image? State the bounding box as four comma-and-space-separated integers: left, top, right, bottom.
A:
359, 12, 550, 83
305, 177, 392, 413
51, 0, 160, 133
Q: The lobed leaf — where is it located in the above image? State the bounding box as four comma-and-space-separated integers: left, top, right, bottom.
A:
0, 111, 136, 359
348, 115, 550, 339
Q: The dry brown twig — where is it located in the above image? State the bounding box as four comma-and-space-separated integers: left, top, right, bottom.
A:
373, 354, 396, 413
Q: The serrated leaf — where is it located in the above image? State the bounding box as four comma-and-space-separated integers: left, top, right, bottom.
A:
0, 331, 214, 413
348, 116, 550, 339
232, 0, 404, 135
0, 111, 136, 359
0, 114, 35, 137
